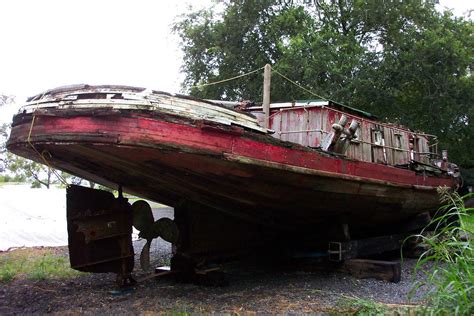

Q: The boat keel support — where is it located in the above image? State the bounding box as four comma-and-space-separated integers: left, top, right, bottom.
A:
64, 185, 431, 286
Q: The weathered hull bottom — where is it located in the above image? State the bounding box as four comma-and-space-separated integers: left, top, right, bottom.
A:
9, 141, 437, 229
7, 112, 451, 261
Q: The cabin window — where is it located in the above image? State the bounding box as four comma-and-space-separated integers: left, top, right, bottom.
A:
373, 130, 383, 146
371, 129, 387, 164
394, 133, 403, 149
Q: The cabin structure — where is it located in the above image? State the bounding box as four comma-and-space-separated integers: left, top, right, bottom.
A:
247, 100, 436, 167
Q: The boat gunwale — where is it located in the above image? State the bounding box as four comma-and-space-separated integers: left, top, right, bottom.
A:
18, 92, 268, 134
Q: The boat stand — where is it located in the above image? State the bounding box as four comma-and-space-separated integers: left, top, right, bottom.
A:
293, 216, 431, 283
326, 234, 409, 283
168, 202, 432, 284
63, 185, 430, 286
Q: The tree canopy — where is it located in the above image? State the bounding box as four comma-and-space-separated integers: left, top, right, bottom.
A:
174, 0, 473, 168
1, 95, 55, 187
0, 95, 15, 174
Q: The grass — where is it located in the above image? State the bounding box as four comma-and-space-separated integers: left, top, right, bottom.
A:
333, 295, 422, 315
0, 247, 84, 282
408, 189, 473, 315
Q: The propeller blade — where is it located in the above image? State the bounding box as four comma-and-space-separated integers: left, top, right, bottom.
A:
132, 200, 154, 232
152, 218, 179, 244
140, 239, 152, 271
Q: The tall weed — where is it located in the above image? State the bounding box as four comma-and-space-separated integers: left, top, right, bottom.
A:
410, 189, 473, 315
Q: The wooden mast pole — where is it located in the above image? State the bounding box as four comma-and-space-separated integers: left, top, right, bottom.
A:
263, 64, 271, 129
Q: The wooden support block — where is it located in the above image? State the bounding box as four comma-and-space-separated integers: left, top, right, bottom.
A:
289, 258, 402, 283
329, 233, 408, 261
402, 235, 429, 259
342, 259, 401, 283
399, 212, 431, 233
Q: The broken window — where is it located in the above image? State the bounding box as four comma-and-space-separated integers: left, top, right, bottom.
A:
373, 130, 383, 146
394, 133, 403, 149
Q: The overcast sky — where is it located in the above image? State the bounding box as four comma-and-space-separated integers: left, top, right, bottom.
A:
0, 0, 471, 123
0, 0, 212, 122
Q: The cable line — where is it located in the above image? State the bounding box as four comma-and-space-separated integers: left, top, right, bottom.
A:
189, 66, 265, 90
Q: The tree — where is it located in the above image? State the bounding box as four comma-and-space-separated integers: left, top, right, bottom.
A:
1, 95, 57, 188
1, 95, 93, 188
6, 151, 55, 188
0, 94, 15, 173
0, 123, 8, 173
0, 94, 14, 107
174, 0, 473, 167
3, 145, 93, 188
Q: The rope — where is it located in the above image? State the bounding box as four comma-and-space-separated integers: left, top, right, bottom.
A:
27, 114, 69, 187
273, 69, 329, 101
187, 65, 329, 104
189, 66, 265, 90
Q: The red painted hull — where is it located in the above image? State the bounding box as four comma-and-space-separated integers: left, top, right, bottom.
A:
8, 110, 455, 236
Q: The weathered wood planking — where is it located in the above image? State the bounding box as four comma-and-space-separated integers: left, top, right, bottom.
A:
264, 104, 433, 166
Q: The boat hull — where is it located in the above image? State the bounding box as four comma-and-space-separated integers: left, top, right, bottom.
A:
8, 110, 455, 241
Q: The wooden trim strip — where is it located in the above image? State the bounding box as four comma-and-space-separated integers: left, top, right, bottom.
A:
223, 153, 436, 191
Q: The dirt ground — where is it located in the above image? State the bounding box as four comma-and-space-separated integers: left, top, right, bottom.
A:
0, 207, 430, 314
0, 243, 429, 315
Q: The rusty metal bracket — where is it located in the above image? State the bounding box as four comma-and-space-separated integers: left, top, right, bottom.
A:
328, 241, 344, 262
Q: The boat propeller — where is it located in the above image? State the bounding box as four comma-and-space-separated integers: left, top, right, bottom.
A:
131, 200, 179, 271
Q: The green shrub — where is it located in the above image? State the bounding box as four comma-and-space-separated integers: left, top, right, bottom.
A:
0, 263, 17, 282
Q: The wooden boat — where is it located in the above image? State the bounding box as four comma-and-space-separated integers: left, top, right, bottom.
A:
7, 83, 459, 276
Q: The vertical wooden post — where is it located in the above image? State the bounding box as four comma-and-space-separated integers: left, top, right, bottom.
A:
263, 64, 271, 129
